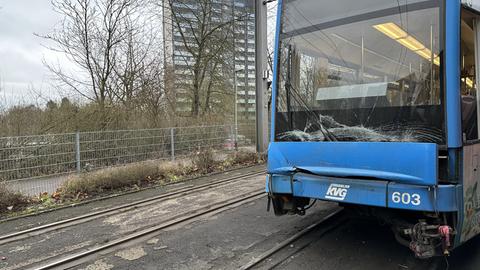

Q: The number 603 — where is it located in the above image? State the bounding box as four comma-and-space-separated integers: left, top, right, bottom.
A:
391, 192, 421, 206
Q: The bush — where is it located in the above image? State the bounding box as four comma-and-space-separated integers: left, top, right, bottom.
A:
0, 183, 32, 214
157, 162, 193, 183
231, 151, 262, 165
192, 149, 217, 174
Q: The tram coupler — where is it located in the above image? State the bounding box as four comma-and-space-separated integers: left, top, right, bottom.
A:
438, 225, 453, 256
269, 194, 310, 216
404, 221, 454, 259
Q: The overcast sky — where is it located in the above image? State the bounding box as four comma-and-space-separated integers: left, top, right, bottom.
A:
0, 0, 72, 107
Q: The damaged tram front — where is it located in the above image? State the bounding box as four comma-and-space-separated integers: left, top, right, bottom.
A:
267, 0, 480, 258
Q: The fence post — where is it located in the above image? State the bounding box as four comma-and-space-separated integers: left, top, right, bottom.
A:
75, 131, 81, 173
170, 128, 175, 161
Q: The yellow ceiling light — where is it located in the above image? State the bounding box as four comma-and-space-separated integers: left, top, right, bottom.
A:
374, 22, 440, 66
415, 49, 440, 66
467, 78, 474, 88
397, 36, 426, 52
415, 49, 431, 59
373, 23, 407, 39
462, 77, 474, 88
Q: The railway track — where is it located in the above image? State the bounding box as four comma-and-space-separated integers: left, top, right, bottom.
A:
240, 208, 346, 270
24, 190, 266, 270
0, 170, 265, 246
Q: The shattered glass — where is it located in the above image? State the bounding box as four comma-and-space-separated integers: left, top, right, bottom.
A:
275, 0, 445, 144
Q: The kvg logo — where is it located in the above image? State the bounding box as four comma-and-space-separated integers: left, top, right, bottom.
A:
325, 183, 350, 201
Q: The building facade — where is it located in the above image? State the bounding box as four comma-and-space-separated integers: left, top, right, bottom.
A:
163, 0, 256, 120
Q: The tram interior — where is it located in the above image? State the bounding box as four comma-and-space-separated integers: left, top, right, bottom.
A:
276, 4, 480, 144
461, 9, 479, 141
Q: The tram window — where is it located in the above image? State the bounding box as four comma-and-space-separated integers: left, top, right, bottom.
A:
461, 9, 479, 141
275, 0, 446, 144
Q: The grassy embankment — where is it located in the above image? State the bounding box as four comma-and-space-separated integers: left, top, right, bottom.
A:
0, 150, 264, 218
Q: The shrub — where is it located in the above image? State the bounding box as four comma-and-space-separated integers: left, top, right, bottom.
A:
0, 183, 32, 214
231, 151, 262, 165
157, 162, 193, 183
192, 149, 217, 174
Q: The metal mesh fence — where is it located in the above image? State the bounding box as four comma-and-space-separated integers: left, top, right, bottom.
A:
79, 129, 172, 170
0, 124, 256, 186
0, 133, 77, 182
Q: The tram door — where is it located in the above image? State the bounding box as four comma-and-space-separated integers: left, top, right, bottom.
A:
460, 7, 480, 243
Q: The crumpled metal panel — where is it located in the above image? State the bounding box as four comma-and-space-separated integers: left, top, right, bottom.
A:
268, 141, 438, 185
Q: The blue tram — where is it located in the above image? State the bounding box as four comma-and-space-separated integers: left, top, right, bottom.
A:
267, 0, 480, 258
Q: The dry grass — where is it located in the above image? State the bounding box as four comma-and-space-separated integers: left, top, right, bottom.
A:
61, 161, 173, 197
191, 149, 217, 173
230, 151, 263, 165
0, 183, 32, 214
0, 150, 264, 217
59, 150, 262, 199
192, 149, 262, 173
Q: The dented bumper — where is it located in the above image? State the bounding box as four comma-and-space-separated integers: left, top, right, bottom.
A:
266, 173, 460, 212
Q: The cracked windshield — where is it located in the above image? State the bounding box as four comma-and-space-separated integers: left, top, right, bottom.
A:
275, 0, 445, 143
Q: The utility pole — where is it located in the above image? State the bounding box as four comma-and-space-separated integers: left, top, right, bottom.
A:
255, 0, 269, 153
232, 0, 238, 150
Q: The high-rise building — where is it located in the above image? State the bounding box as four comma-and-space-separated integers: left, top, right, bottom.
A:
163, 0, 255, 120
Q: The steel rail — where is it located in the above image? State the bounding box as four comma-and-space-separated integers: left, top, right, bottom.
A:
240, 208, 345, 270
0, 170, 265, 245
30, 191, 266, 270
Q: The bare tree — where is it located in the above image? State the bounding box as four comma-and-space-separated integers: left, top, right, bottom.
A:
111, 10, 163, 108
136, 58, 168, 127
40, 0, 170, 128
40, 0, 142, 121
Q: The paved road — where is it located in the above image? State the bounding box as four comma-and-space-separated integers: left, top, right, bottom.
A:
6, 174, 70, 196
71, 197, 336, 270
273, 218, 480, 270
2, 164, 479, 270
74, 205, 480, 270
0, 165, 273, 269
